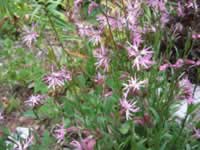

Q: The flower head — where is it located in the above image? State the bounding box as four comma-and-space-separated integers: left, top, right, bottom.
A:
127, 43, 154, 70
147, 0, 167, 12
123, 76, 147, 97
193, 128, 200, 139
25, 95, 45, 107
179, 78, 194, 104
22, 24, 38, 48
120, 97, 139, 120
88, 2, 98, 14
53, 124, 66, 142
93, 45, 110, 72
70, 136, 96, 150
43, 69, 72, 90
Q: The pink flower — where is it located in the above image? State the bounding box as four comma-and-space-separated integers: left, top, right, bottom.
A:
22, 24, 39, 48
43, 69, 72, 90
177, 2, 185, 17
76, 23, 102, 45
160, 12, 169, 26
96, 14, 125, 30
123, 76, 147, 98
120, 97, 139, 120
94, 72, 105, 85
130, 31, 143, 46
179, 78, 194, 104
159, 63, 169, 71
88, 2, 98, 14
127, 43, 154, 70
147, 0, 167, 12
126, 0, 141, 27
171, 59, 184, 68
53, 124, 66, 142
0, 112, 4, 121
93, 45, 110, 72
25, 95, 45, 107
193, 128, 200, 139
70, 136, 96, 150
160, 59, 184, 71
192, 34, 200, 39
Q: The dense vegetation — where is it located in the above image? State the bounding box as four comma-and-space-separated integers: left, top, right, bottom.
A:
0, 0, 200, 149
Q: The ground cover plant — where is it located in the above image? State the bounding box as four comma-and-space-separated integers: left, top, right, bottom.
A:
0, 0, 200, 149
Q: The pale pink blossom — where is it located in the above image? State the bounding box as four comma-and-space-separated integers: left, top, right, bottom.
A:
120, 97, 139, 120
130, 31, 143, 45
179, 78, 194, 104
53, 124, 66, 142
193, 128, 200, 139
25, 95, 45, 107
159, 63, 169, 71
22, 24, 38, 48
43, 69, 72, 90
76, 23, 102, 45
171, 59, 184, 68
126, 0, 141, 27
123, 76, 147, 97
192, 34, 200, 39
147, 0, 167, 12
94, 72, 105, 85
93, 45, 110, 72
97, 14, 125, 30
127, 43, 154, 70
70, 136, 96, 150
88, 1, 98, 14
177, 2, 185, 17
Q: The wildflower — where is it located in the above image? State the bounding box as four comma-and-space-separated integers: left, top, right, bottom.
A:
147, 0, 167, 12
193, 128, 200, 139
130, 31, 143, 46
192, 34, 200, 39
94, 72, 105, 85
25, 95, 45, 107
126, 0, 141, 28
134, 113, 151, 126
123, 76, 147, 98
76, 23, 102, 45
70, 136, 96, 150
160, 12, 169, 26
7, 131, 34, 150
43, 69, 72, 90
53, 124, 66, 142
96, 14, 125, 30
22, 24, 38, 48
93, 45, 110, 72
88, 1, 98, 14
0, 112, 4, 121
127, 43, 154, 70
120, 97, 139, 120
177, 2, 185, 17
171, 59, 184, 68
159, 63, 169, 71
179, 78, 194, 104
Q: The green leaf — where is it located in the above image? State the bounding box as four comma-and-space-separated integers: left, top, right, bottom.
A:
119, 123, 130, 135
